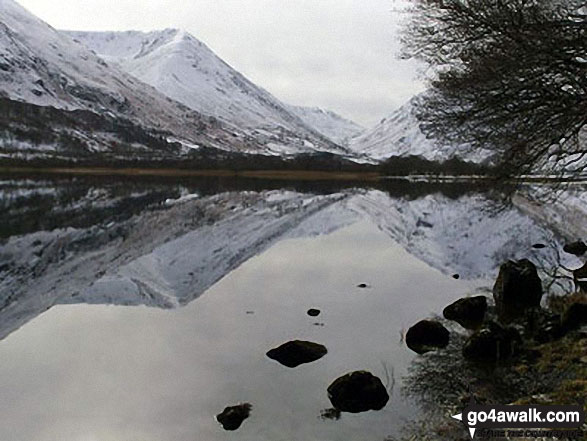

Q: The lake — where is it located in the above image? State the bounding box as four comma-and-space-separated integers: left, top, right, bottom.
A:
0, 175, 577, 441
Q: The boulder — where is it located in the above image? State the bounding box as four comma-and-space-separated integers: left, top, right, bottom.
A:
563, 241, 587, 257
266, 340, 327, 368
216, 403, 252, 431
562, 302, 587, 331
493, 259, 543, 322
327, 371, 389, 413
462, 322, 522, 362
405, 320, 450, 354
443, 296, 488, 329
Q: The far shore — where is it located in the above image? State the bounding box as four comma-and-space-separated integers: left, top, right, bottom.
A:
1, 166, 586, 185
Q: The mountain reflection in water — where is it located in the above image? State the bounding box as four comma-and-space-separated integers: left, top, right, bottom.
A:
0, 175, 579, 441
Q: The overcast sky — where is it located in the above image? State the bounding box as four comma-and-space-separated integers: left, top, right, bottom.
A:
17, 0, 424, 127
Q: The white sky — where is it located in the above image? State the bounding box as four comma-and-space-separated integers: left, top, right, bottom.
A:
16, 0, 424, 127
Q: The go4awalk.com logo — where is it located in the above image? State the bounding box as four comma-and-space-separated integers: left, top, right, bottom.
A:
451, 399, 585, 439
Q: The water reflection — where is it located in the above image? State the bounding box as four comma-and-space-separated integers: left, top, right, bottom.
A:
0, 175, 582, 441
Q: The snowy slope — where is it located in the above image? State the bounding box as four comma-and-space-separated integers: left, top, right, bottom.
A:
349, 96, 491, 163
66, 29, 353, 155
286, 105, 364, 146
0, 1, 348, 158
0, 0, 221, 147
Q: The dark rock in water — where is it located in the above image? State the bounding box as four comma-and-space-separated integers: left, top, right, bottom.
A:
463, 322, 521, 362
443, 296, 487, 330
357, 283, 369, 288
216, 403, 252, 431
405, 320, 450, 354
266, 340, 327, 368
563, 241, 587, 257
452, 274, 460, 280
573, 263, 587, 293
523, 308, 564, 343
307, 308, 321, 317
562, 302, 587, 331
327, 371, 389, 413
532, 243, 546, 249
493, 259, 543, 322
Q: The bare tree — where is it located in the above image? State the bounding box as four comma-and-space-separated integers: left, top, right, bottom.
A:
401, 0, 587, 179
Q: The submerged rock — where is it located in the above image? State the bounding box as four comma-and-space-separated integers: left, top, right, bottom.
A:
493, 259, 543, 322
463, 322, 521, 362
563, 241, 587, 257
307, 308, 321, 317
320, 407, 342, 421
327, 371, 389, 413
216, 403, 252, 431
405, 320, 450, 354
266, 340, 327, 368
443, 296, 487, 330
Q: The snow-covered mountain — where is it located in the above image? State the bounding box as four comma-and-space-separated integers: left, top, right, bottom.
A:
0, 1, 353, 162
66, 29, 356, 155
286, 105, 364, 146
0, 0, 221, 146
349, 96, 491, 163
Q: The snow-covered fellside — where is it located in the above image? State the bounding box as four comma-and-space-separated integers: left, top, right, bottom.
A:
66, 29, 355, 155
286, 105, 364, 146
349, 96, 492, 163
0, 0, 225, 148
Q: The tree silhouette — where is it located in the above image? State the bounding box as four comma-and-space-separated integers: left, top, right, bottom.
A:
401, 0, 587, 178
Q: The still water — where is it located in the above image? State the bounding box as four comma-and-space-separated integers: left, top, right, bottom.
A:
0, 176, 574, 441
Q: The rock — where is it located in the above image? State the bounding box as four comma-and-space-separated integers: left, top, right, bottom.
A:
405, 320, 450, 354
266, 340, 327, 368
493, 259, 543, 322
523, 308, 564, 343
532, 243, 546, 249
307, 308, 321, 317
443, 296, 487, 330
452, 274, 460, 280
327, 371, 389, 413
357, 283, 369, 288
563, 241, 587, 256
216, 403, 252, 431
562, 302, 587, 331
463, 322, 522, 362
